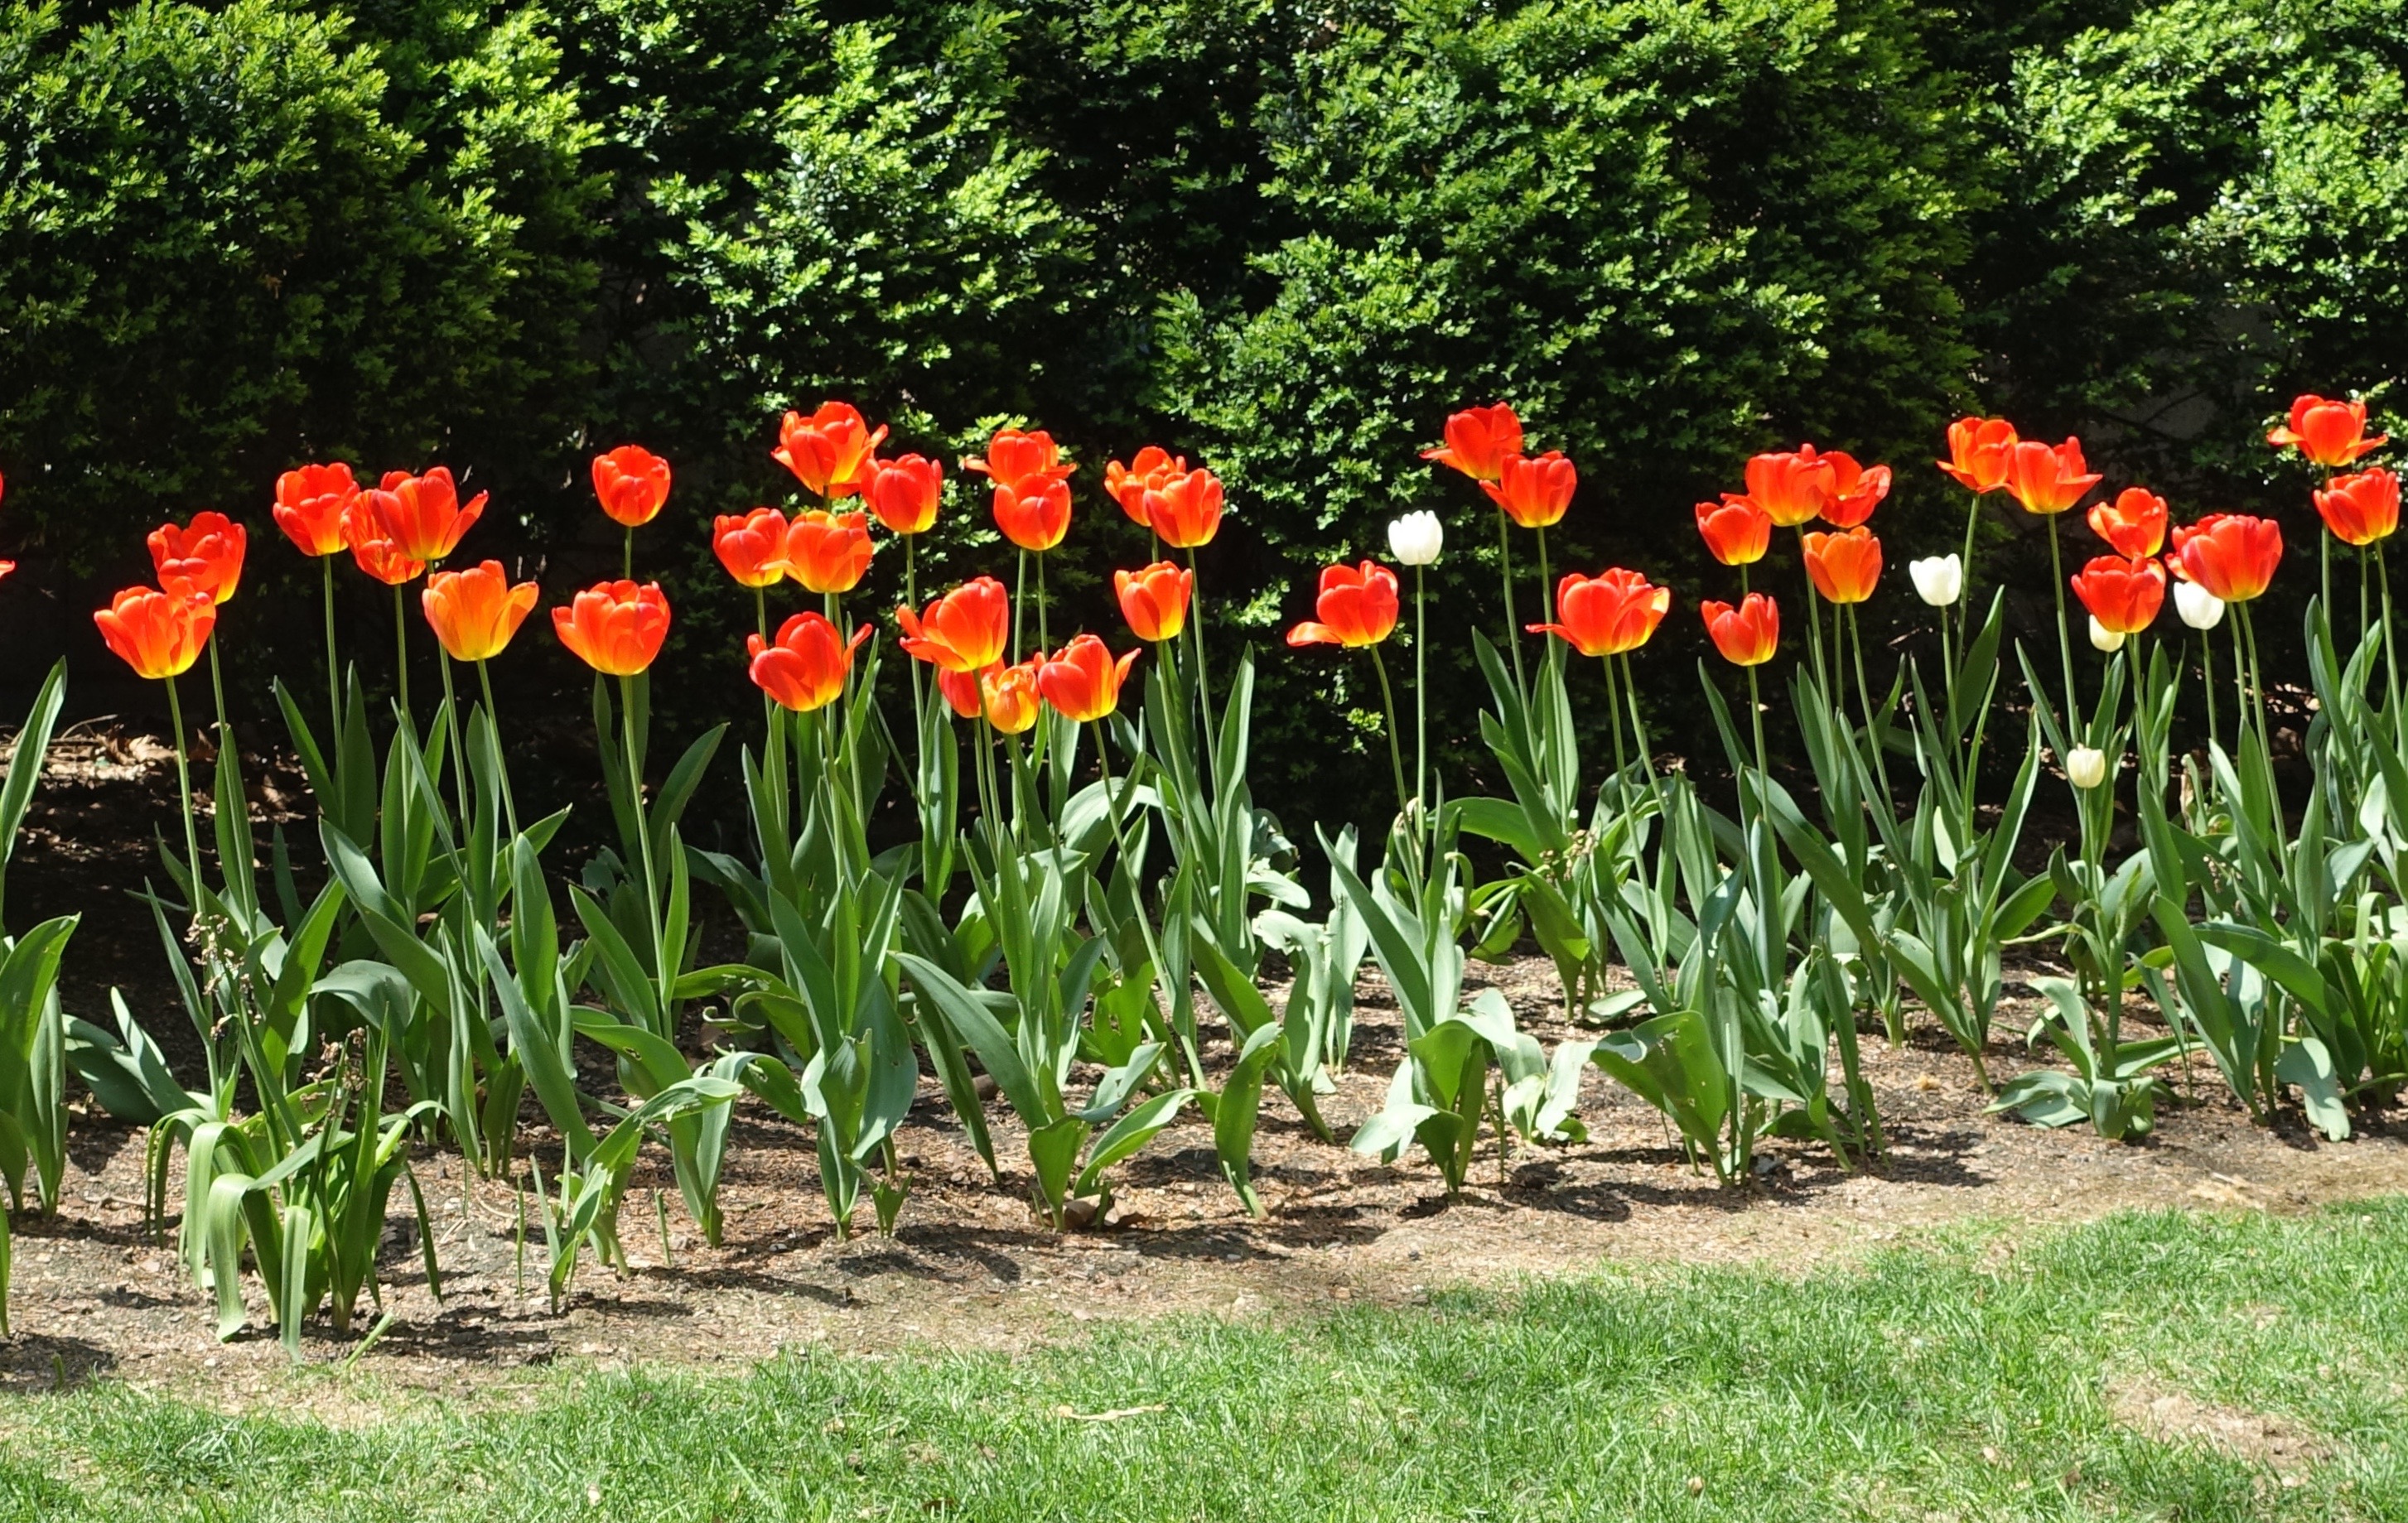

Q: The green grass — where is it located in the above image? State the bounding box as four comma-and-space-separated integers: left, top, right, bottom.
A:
4, 1203, 2406, 1521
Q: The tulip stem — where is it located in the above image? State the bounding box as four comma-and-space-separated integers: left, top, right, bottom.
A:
620, 673, 670, 1035
1368, 646, 1411, 823
1035, 552, 1050, 658
1496, 514, 1527, 700
1744, 663, 1769, 817
1012, 549, 1026, 663
164, 674, 202, 908
1619, 653, 1659, 802
2359, 543, 2373, 658
392, 586, 413, 727
1091, 720, 1201, 1089
439, 652, 472, 831
1847, 605, 1894, 807
1798, 528, 1831, 699
2321, 529, 2332, 628
623, 527, 634, 582
2237, 600, 2280, 829
207, 631, 229, 738
476, 658, 519, 837
2380, 547, 2402, 734
2046, 514, 2077, 725
321, 555, 342, 742
2198, 630, 2219, 759
1600, 655, 1633, 823
1413, 566, 1428, 811
1957, 490, 1982, 610
1186, 547, 1218, 771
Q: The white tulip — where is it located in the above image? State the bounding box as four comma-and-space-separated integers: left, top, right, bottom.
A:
2065, 746, 2110, 789
1909, 553, 1962, 608
2174, 579, 2227, 630
1387, 511, 1444, 566
2088, 615, 2125, 653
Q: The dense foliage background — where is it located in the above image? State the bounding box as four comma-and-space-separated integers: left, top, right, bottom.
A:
1, 0, 2401, 831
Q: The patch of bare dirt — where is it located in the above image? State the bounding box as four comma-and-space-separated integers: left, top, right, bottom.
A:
2109, 1377, 2330, 1477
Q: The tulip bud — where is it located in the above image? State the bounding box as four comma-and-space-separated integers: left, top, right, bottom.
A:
2087, 615, 2125, 653
1908, 553, 1962, 608
2065, 746, 2109, 789
2173, 579, 2227, 630
1387, 511, 1443, 566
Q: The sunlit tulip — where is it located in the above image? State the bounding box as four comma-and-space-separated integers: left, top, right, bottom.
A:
552, 580, 671, 677
1286, 561, 1401, 648
775, 402, 887, 498
2070, 554, 2165, 634
2268, 394, 2387, 468
1115, 561, 1193, 643
2088, 487, 2168, 558
2088, 617, 2125, 653
712, 508, 789, 589
1421, 405, 1523, 483
982, 660, 1042, 735
94, 586, 215, 679
783, 509, 874, 594
2173, 579, 2227, 630
1937, 417, 2019, 494
896, 576, 1011, 672
1527, 569, 1669, 657
0, 561, 12, 586
1701, 594, 1779, 667
273, 462, 360, 557
2171, 514, 2283, 603
2314, 467, 2401, 547
1696, 498, 1773, 566
422, 561, 540, 663
341, 500, 427, 586
992, 472, 1072, 552
1146, 467, 1225, 549
592, 446, 672, 528
1909, 553, 1962, 607
748, 611, 868, 713
1387, 511, 1443, 566
2065, 747, 2109, 789
1480, 451, 1576, 528
1038, 634, 1141, 723
936, 664, 986, 719
1104, 446, 1182, 526
369, 467, 486, 563
2002, 437, 2102, 516
1802, 528, 1882, 604
147, 512, 246, 605
1743, 445, 1836, 528
866, 455, 943, 535
1819, 452, 1892, 529
965, 428, 1072, 484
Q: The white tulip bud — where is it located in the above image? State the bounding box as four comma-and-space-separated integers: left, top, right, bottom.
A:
1387, 511, 1444, 566
2065, 746, 2110, 789
1909, 553, 1962, 608
2173, 579, 2226, 630
2088, 615, 2125, 653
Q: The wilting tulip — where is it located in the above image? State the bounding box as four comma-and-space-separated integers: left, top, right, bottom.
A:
775, 402, 887, 498
1909, 553, 1962, 607
1819, 452, 1892, 529
2070, 554, 2165, 634
866, 455, 943, 535
1744, 445, 1837, 528
2173, 579, 2227, 630
369, 467, 486, 563
1696, 498, 1773, 566
1701, 594, 1779, 667
341, 500, 427, 586
1286, 561, 1401, 648
2064, 747, 2109, 789
712, 508, 789, 589
936, 664, 986, 719
748, 611, 868, 714
592, 446, 672, 528
982, 660, 1042, 735
552, 581, 671, 677
2172, 514, 2283, 603
1937, 417, 2019, 494
1527, 569, 1669, 657
992, 472, 1072, 552
1146, 467, 1225, 549
2314, 467, 2401, 547
273, 463, 360, 557
1802, 528, 1882, 604
2002, 437, 2102, 516
897, 576, 1011, 672
784, 509, 874, 594
966, 428, 1073, 484
422, 561, 539, 663
2268, 394, 2387, 468
1037, 634, 1141, 723
1421, 404, 1523, 483
2088, 618, 2125, 653
1104, 446, 1182, 526
1115, 561, 1193, 643
1480, 451, 1576, 528
2088, 487, 2168, 558
1387, 511, 1443, 566
94, 586, 215, 680
147, 512, 246, 605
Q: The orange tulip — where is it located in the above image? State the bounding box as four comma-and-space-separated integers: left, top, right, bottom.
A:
369, 466, 486, 563
1696, 498, 1772, 566
552, 580, 671, 676
94, 586, 215, 679
2088, 487, 2168, 558
0, 562, 12, 586
1701, 593, 1779, 667
1744, 445, 1836, 528
866, 454, 943, 534
747, 611, 868, 713
422, 561, 539, 663
992, 472, 1072, 552
147, 512, 246, 605
2069, 555, 2165, 635
1818, 452, 1890, 529
965, 428, 1072, 484
1037, 634, 1141, 723
936, 663, 987, 720
1527, 569, 1670, 657
712, 508, 789, 589
1480, 451, 1576, 529
1115, 561, 1193, 643
897, 576, 1011, 672
341, 500, 427, 586
272, 462, 360, 557
774, 402, 887, 498
2002, 437, 2101, 516
1286, 561, 1400, 648
2268, 394, 2386, 469
783, 509, 874, 594
2170, 514, 2283, 603
2314, 467, 2400, 547
982, 659, 1042, 735
1146, 467, 1225, 549
1104, 446, 1183, 527
1937, 417, 2019, 494
592, 446, 672, 528
1802, 528, 1882, 605
1421, 405, 1522, 482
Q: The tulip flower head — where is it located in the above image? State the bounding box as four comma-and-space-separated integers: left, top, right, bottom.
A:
2171, 513, 2283, 603
2003, 437, 2102, 516
1818, 452, 1892, 529
1744, 445, 1837, 528
2088, 487, 2168, 558
1937, 417, 2020, 494
552, 580, 671, 677
775, 402, 887, 498
1421, 404, 1523, 483
2314, 467, 2401, 547
1104, 446, 1183, 527
1701, 593, 1780, 667
2173, 578, 2227, 631
966, 428, 1073, 485
1909, 553, 1963, 608
896, 576, 1011, 672
94, 585, 215, 680
712, 508, 790, 589
2065, 747, 2110, 790
369, 467, 486, 564
748, 611, 868, 714
1527, 568, 1670, 658
992, 472, 1072, 552
273, 462, 361, 557
866, 454, 943, 535
1115, 561, 1193, 643
1145, 467, 1225, 549
783, 509, 874, 595
1387, 511, 1444, 566
1286, 561, 1401, 648
2070, 554, 2166, 635
936, 664, 986, 720
1038, 634, 1140, 723
147, 512, 246, 605
341, 499, 427, 586
982, 659, 1042, 735
2268, 394, 2387, 469
1802, 527, 1882, 604
591, 446, 672, 528
1480, 451, 1576, 529
1696, 497, 1773, 566
2088, 617, 2125, 653
422, 561, 539, 663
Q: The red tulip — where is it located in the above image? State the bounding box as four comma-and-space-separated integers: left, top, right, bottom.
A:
2088, 487, 2168, 558
368, 467, 485, 563
1744, 445, 1836, 528
783, 509, 874, 595
592, 446, 672, 528
1696, 498, 1772, 566
866, 455, 943, 535
1802, 528, 1882, 605
2070, 555, 2166, 634
2314, 467, 2401, 547
147, 512, 246, 606
1286, 561, 1400, 648
936, 663, 987, 719
273, 462, 360, 557
992, 472, 1072, 552
896, 576, 1011, 672
774, 402, 887, 498
1421, 404, 1523, 483
0, 562, 12, 586
341, 500, 427, 586
422, 561, 539, 663
2268, 394, 2386, 469
2171, 514, 2283, 603
982, 660, 1042, 735
1527, 569, 1669, 657
1480, 451, 1576, 529
1115, 561, 1193, 643
1817, 452, 1890, 529
1146, 467, 1225, 549
965, 428, 1072, 484
2001, 437, 2102, 516
1701, 594, 1779, 667
712, 508, 789, 589
748, 611, 868, 714
94, 586, 215, 680
1037, 634, 1141, 723
1937, 417, 2019, 494
1104, 446, 1183, 527
552, 581, 671, 676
